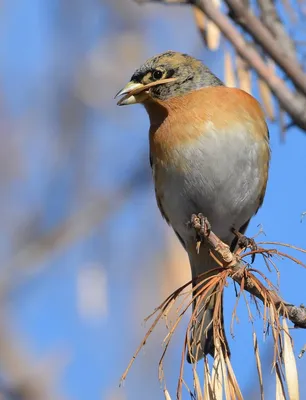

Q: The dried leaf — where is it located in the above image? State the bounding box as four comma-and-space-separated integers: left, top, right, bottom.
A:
224, 51, 236, 88
164, 388, 172, 400
225, 355, 243, 400
204, 357, 214, 399
193, 368, 203, 400
276, 363, 286, 400
207, 0, 221, 50
219, 349, 231, 400
212, 343, 223, 400
236, 55, 251, 94
283, 319, 299, 400
269, 304, 280, 367
227, 381, 237, 400
258, 78, 275, 120
253, 331, 264, 400
193, 6, 206, 35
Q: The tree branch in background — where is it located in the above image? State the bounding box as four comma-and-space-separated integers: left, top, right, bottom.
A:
223, 0, 306, 93
256, 0, 296, 58
0, 318, 64, 400
2, 163, 150, 292
136, 0, 306, 134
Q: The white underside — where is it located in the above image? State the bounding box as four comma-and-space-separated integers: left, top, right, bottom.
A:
156, 128, 264, 246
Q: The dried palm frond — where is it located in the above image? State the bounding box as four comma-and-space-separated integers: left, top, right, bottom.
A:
120, 232, 306, 399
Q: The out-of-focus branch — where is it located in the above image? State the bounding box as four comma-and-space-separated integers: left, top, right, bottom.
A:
199, 225, 306, 329
257, 0, 296, 59
195, 0, 306, 130
2, 164, 150, 292
136, 0, 306, 133
0, 318, 63, 400
222, 0, 306, 93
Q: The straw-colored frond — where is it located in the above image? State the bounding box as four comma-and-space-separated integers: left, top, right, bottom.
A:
236, 55, 252, 95
258, 61, 275, 121
120, 237, 305, 399
211, 343, 223, 400
253, 331, 264, 400
193, 368, 204, 400
193, 0, 221, 51
224, 50, 236, 88
193, 6, 206, 36
283, 319, 299, 400
207, 0, 221, 50
163, 388, 172, 400
276, 363, 287, 400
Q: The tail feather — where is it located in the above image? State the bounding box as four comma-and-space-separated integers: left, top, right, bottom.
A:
187, 243, 229, 363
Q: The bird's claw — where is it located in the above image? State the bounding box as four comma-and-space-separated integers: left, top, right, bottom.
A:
189, 213, 211, 253
233, 228, 257, 263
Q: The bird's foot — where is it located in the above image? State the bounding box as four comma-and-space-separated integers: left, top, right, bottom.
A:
189, 213, 211, 254
232, 228, 257, 263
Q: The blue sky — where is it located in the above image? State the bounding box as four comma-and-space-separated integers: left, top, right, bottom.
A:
1, 1, 306, 399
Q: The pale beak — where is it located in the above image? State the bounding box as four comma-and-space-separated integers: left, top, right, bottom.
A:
115, 82, 148, 106
115, 77, 178, 106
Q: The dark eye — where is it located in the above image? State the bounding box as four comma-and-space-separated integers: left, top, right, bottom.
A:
152, 70, 163, 80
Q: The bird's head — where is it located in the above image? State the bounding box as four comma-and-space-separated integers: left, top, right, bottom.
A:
115, 51, 223, 106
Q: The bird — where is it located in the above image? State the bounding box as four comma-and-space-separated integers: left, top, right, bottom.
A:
115, 51, 270, 362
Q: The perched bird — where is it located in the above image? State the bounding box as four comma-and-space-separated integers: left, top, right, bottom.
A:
116, 51, 270, 362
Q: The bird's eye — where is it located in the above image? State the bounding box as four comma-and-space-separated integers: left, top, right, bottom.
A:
152, 70, 163, 81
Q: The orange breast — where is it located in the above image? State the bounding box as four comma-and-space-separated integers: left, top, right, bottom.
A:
146, 86, 268, 167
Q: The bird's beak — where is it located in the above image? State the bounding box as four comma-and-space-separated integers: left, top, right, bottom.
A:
115, 82, 148, 106
115, 77, 177, 106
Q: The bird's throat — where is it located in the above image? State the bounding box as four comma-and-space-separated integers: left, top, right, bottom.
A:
144, 99, 169, 129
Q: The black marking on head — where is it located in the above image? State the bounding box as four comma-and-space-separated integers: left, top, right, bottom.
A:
166, 68, 176, 78
131, 71, 146, 83
180, 75, 194, 84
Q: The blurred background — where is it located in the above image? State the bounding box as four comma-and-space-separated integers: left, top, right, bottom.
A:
1, 0, 306, 399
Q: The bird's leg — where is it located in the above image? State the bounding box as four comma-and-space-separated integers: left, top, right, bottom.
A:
232, 228, 257, 263
189, 213, 211, 254
232, 228, 257, 250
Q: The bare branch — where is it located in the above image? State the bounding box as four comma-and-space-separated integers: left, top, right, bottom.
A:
199, 226, 306, 329
194, 0, 306, 130
257, 0, 296, 59
222, 0, 306, 94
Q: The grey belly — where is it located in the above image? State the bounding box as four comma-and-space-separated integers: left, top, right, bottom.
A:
157, 138, 263, 245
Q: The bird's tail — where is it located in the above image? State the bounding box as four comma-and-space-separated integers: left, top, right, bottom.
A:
186, 243, 229, 363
